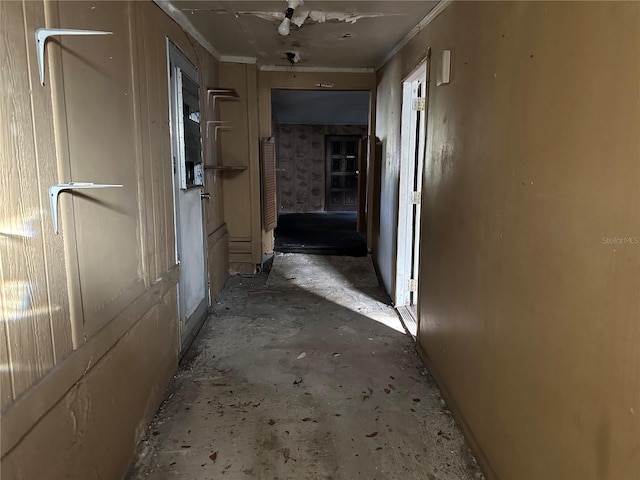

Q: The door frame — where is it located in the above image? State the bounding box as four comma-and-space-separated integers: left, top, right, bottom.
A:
356, 136, 367, 233
395, 58, 429, 311
269, 89, 372, 224
166, 39, 209, 352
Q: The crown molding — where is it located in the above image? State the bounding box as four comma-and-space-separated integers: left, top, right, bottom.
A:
153, 0, 221, 60
259, 65, 375, 73
220, 55, 258, 64
376, 0, 452, 71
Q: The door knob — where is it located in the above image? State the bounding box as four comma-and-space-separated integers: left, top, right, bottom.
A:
201, 192, 211, 200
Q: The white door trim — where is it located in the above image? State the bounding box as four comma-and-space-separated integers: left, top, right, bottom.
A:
395, 61, 428, 308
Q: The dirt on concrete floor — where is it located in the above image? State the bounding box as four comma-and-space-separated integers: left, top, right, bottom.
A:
128, 254, 484, 480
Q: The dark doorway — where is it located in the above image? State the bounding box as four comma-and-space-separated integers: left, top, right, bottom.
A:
326, 136, 360, 212
271, 90, 370, 256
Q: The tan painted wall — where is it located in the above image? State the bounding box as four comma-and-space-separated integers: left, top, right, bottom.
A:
1, 0, 73, 409
375, 2, 640, 479
1, 1, 227, 478
2, 288, 178, 480
199, 36, 229, 301
219, 62, 262, 270
373, 57, 404, 295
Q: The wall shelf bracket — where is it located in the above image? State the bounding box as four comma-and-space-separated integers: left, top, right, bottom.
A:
36, 28, 112, 86
206, 88, 239, 107
49, 182, 122, 234
206, 121, 232, 141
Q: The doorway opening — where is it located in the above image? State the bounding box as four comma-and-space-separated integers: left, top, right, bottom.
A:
271, 90, 370, 256
167, 41, 209, 352
395, 59, 429, 337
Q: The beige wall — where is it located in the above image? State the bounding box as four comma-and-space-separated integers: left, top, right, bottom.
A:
374, 57, 404, 295
2, 287, 178, 479
375, 2, 640, 479
1, 0, 73, 409
219, 62, 262, 271
1, 1, 227, 478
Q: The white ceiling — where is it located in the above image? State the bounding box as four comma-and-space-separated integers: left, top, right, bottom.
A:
272, 90, 370, 125
160, 1, 441, 69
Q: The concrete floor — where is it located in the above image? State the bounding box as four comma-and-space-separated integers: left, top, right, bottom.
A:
128, 254, 484, 480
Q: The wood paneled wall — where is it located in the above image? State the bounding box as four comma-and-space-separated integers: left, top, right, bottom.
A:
219, 62, 262, 268
1, 0, 73, 409
1, 1, 228, 477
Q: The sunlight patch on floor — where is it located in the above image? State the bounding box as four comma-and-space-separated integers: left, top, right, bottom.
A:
269, 254, 407, 334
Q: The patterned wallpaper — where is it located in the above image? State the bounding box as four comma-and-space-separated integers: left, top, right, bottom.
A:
276, 124, 368, 213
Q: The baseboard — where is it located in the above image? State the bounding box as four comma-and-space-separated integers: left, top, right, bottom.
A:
229, 262, 258, 275
179, 304, 209, 357
415, 342, 499, 480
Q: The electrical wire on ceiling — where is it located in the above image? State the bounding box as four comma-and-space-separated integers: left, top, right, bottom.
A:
277, 0, 304, 36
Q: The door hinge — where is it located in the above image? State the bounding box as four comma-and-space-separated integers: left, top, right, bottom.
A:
412, 97, 426, 111
411, 191, 421, 205
409, 279, 418, 292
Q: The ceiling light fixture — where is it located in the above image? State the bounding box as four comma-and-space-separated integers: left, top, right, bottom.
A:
278, 0, 304, 36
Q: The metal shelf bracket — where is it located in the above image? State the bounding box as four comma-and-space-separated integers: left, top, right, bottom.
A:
36, 28, 112, 86
49, 182, 122, 234
206, 88, 239, 106
206, 121, 232, 141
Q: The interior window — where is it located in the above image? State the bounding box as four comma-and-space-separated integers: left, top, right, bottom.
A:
180, 74, 203, 188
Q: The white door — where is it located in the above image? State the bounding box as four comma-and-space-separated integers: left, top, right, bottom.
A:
167, 42, 208, 350
396, 60, 429, 333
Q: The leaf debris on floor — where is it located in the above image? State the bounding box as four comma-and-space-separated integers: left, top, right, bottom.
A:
127, 254, 484, 480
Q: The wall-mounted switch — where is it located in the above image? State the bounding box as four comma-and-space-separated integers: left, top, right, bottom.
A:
437, 50, 451, 86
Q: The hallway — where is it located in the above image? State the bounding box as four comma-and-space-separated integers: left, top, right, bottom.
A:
128, 254, 483, 480
3, 1, 639, 478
